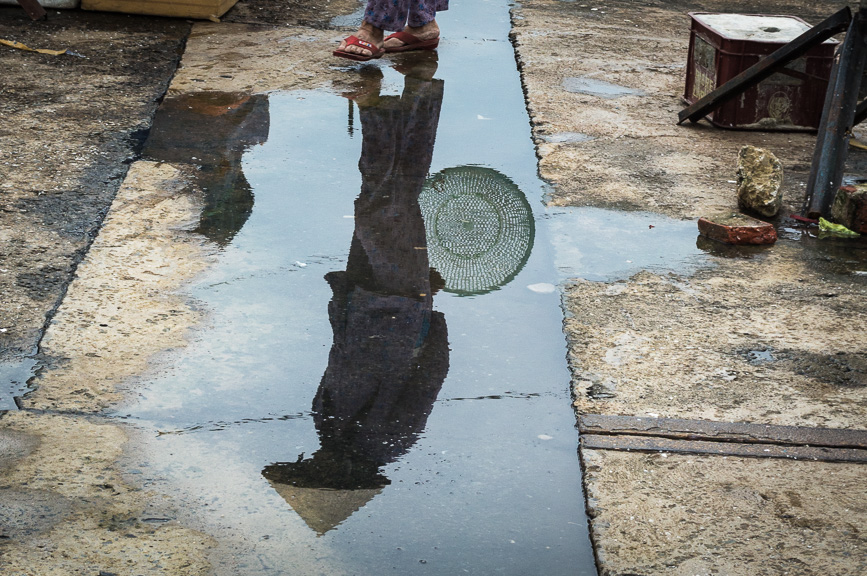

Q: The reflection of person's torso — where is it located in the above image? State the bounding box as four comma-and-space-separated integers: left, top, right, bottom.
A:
261, 70, 448, 536
315, 77, 448, 464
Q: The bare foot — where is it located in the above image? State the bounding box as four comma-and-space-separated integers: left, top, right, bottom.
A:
383, 20, 440, 50
336, 21, 384, 59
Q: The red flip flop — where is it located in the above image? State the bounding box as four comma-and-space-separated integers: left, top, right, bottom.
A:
333, 35, 385, 62
384, 31, 440, 53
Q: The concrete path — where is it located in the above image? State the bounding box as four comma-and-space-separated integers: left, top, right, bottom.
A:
511, 1, 866, 574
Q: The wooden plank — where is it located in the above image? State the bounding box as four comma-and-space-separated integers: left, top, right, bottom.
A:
15, 0, 47, 20
81, 0, 237, 19
581, 434, 867, 464
678, 7, 852, 125
578, 414, 867, 449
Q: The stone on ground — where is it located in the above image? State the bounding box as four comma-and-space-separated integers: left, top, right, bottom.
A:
831, 185, 867, 234
737, 145, 784, 217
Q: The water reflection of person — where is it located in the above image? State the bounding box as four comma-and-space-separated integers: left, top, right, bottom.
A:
143, 92, 270, 246
262, 58, 449, 535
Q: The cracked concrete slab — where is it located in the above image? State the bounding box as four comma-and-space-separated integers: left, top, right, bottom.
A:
0, 9, 189, 363
582, 449, 866, 576
511, 0, 867, 574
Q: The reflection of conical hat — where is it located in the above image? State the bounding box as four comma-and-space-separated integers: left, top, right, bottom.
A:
267, 479, 383, 535
419, 166, 535, 296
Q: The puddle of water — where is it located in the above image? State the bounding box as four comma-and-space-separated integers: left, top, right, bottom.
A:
0, 358, 37, 411
746, 349, 775, 365
695, 234, 773, 259
562, 76, 645, 98
143, 92, 270, 247
331, 5, 365, 28
540, 131, 595, 144
120, 1, 596, 575
544, 207, 709, 281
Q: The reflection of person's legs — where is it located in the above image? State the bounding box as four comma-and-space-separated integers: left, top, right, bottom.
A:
351, 70, 444, 296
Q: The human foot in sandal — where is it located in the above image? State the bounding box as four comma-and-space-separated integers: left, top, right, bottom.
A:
384, 20, 440, 53
334, 21, 385, 61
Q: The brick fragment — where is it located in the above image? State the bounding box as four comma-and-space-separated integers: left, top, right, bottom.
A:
697, 212, 777, 245
831, 185, 867, 234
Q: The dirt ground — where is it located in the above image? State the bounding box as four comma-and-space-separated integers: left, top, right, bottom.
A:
0, 8, 189, 362
1, 0, 866, 574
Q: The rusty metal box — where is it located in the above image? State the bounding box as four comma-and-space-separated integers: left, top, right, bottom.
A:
683, 13, 838, 130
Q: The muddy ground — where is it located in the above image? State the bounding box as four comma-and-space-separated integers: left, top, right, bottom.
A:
0, 9, 189, 363
1, 0, 866, 574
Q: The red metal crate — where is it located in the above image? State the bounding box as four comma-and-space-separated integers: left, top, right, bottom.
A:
683, 13, 839, 130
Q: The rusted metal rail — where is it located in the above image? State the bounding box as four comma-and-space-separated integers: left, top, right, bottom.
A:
581, 434, 867, 463
15, 0, 47, 20
579, 415, 867, 464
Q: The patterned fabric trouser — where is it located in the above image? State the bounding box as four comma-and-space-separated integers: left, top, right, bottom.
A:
365, 0, 449, 31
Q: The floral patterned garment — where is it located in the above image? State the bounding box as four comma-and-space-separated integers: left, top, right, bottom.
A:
364, 0, 449, 31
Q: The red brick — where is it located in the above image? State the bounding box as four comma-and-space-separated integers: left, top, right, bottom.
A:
697, 212, 777, 245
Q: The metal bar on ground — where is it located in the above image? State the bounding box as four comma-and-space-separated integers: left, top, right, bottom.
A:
581, 434, 867, 464
578, 414, 867, 449
677, 7, 852, 125
805, 10, 867, 217
15, 0, 47, 20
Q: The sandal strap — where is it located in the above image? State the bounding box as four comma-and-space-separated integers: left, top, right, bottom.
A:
345, 35, 378, 52
384, 31, 422, 45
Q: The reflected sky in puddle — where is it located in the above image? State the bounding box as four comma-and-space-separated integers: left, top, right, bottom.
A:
562, 76, 645, 98
128, 91, 590, 576
0, 358, 36, 411
545, 207, 708, 281
121, 1, 598, 574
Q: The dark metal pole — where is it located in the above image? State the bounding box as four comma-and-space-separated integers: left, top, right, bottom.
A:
804, 8, 867, 217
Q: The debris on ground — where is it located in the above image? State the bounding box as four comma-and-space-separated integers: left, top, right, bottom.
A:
697, 211, 777, 245
819, 216, 860, 238
0, 38, 68, 55
737, 145, 784, 217
831, 184, 867, 233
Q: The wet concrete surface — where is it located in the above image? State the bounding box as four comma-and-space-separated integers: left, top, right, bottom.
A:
110, 2, 598, 571
0, 357, 36, 410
